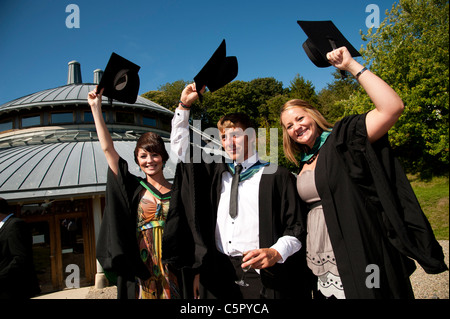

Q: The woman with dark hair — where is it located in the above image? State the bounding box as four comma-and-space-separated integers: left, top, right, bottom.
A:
88, 87, 179, 299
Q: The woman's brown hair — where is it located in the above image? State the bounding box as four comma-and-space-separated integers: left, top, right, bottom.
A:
134, 132, 169, 164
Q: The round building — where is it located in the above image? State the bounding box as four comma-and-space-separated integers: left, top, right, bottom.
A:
0, 60, 175, 293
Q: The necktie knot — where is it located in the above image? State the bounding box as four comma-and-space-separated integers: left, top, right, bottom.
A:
229, 164, 242, 219
234, 164, 243, 176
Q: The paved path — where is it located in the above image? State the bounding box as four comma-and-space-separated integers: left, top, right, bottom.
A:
33, 240, 449, 300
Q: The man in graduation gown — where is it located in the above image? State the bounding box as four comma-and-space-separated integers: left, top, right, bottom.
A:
162, 84, 312, 299
0, 198, 40, 299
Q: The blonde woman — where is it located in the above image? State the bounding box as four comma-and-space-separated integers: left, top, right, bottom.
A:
280, 47, 447, 299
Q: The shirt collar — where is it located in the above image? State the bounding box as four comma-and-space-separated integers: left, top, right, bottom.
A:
235, 152, 260, 173
0, 213, 14, 230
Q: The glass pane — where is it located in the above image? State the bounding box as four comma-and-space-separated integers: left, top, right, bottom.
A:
0, 121, 13, 132
143, 117, 156, 127
30, 221, 53, 293
84, 111, 105, 123
22, 115, 41, 127
60, 218, 87, 288
51, 112, 73, 124
116, 112, 134, 124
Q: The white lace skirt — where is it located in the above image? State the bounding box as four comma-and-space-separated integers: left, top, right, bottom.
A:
307, 205, 346, 299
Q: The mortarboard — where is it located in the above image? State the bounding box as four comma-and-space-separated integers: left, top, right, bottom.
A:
297, 20, 361, 69
194, 39, 238, 100
97, 52, 140, 104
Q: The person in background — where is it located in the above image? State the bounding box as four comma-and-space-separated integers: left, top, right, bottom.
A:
0, 197, 40, 299
88, 87, 180, 299
279, 46, 447, 299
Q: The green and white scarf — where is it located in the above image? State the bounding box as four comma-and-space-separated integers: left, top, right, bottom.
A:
300, 130, 332, 163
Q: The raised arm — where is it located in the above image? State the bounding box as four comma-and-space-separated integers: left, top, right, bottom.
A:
179, 83, 202, 111
327, 47, 404, 143
170, 84, 205, 162
87, 87, 120, 175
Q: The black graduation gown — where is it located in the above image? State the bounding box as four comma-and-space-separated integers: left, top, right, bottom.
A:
162, 157, 312, 299
0, 216, 40, 299
96, 157, 151, 299
314, 113, 447, 299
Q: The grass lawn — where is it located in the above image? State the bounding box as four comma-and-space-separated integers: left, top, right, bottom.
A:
409, 175, 449, 240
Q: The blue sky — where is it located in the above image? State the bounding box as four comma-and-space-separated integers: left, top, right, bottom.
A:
0, 0, 397, 105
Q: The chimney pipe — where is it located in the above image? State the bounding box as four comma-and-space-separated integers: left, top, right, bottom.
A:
67, 61, 82, 85
93, 69, 103, 84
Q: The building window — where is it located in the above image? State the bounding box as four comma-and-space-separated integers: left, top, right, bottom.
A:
116, 112, 134, 124
51, 112, 74, 124
0, 120, 13, 132
21, 115, 41, 128
143, 117, 156, 127
84, 111, 105, 123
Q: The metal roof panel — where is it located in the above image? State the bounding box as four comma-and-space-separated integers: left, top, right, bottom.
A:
79, 141, 98, 185
0, 140, 175, 202
39, 143, 77, 188
59, 142, 83, 186
0, 84, 174, 116
18, 143, 64, 189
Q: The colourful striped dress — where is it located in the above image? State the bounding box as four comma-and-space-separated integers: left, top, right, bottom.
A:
135, 184, 180, 299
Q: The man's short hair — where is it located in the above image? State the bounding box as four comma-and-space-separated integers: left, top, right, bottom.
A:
217, 112, 255, 132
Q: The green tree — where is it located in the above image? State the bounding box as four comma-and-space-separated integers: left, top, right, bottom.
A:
318, 69, 359, 123
287, 74, 319, 106
142, 79, 208, 123
200, 80, 253, 127
199, 77, 284, 128
251, 78, 284, 128
142, 79, 190, 111
355, 0, 449, 177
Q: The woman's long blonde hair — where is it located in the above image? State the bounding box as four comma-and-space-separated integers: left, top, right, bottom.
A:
280, 99, 333, 166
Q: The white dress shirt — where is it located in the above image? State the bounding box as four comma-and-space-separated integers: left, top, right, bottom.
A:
170, 108, 191, 161
170, 108, 301, 263
216, 153, 262, 256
